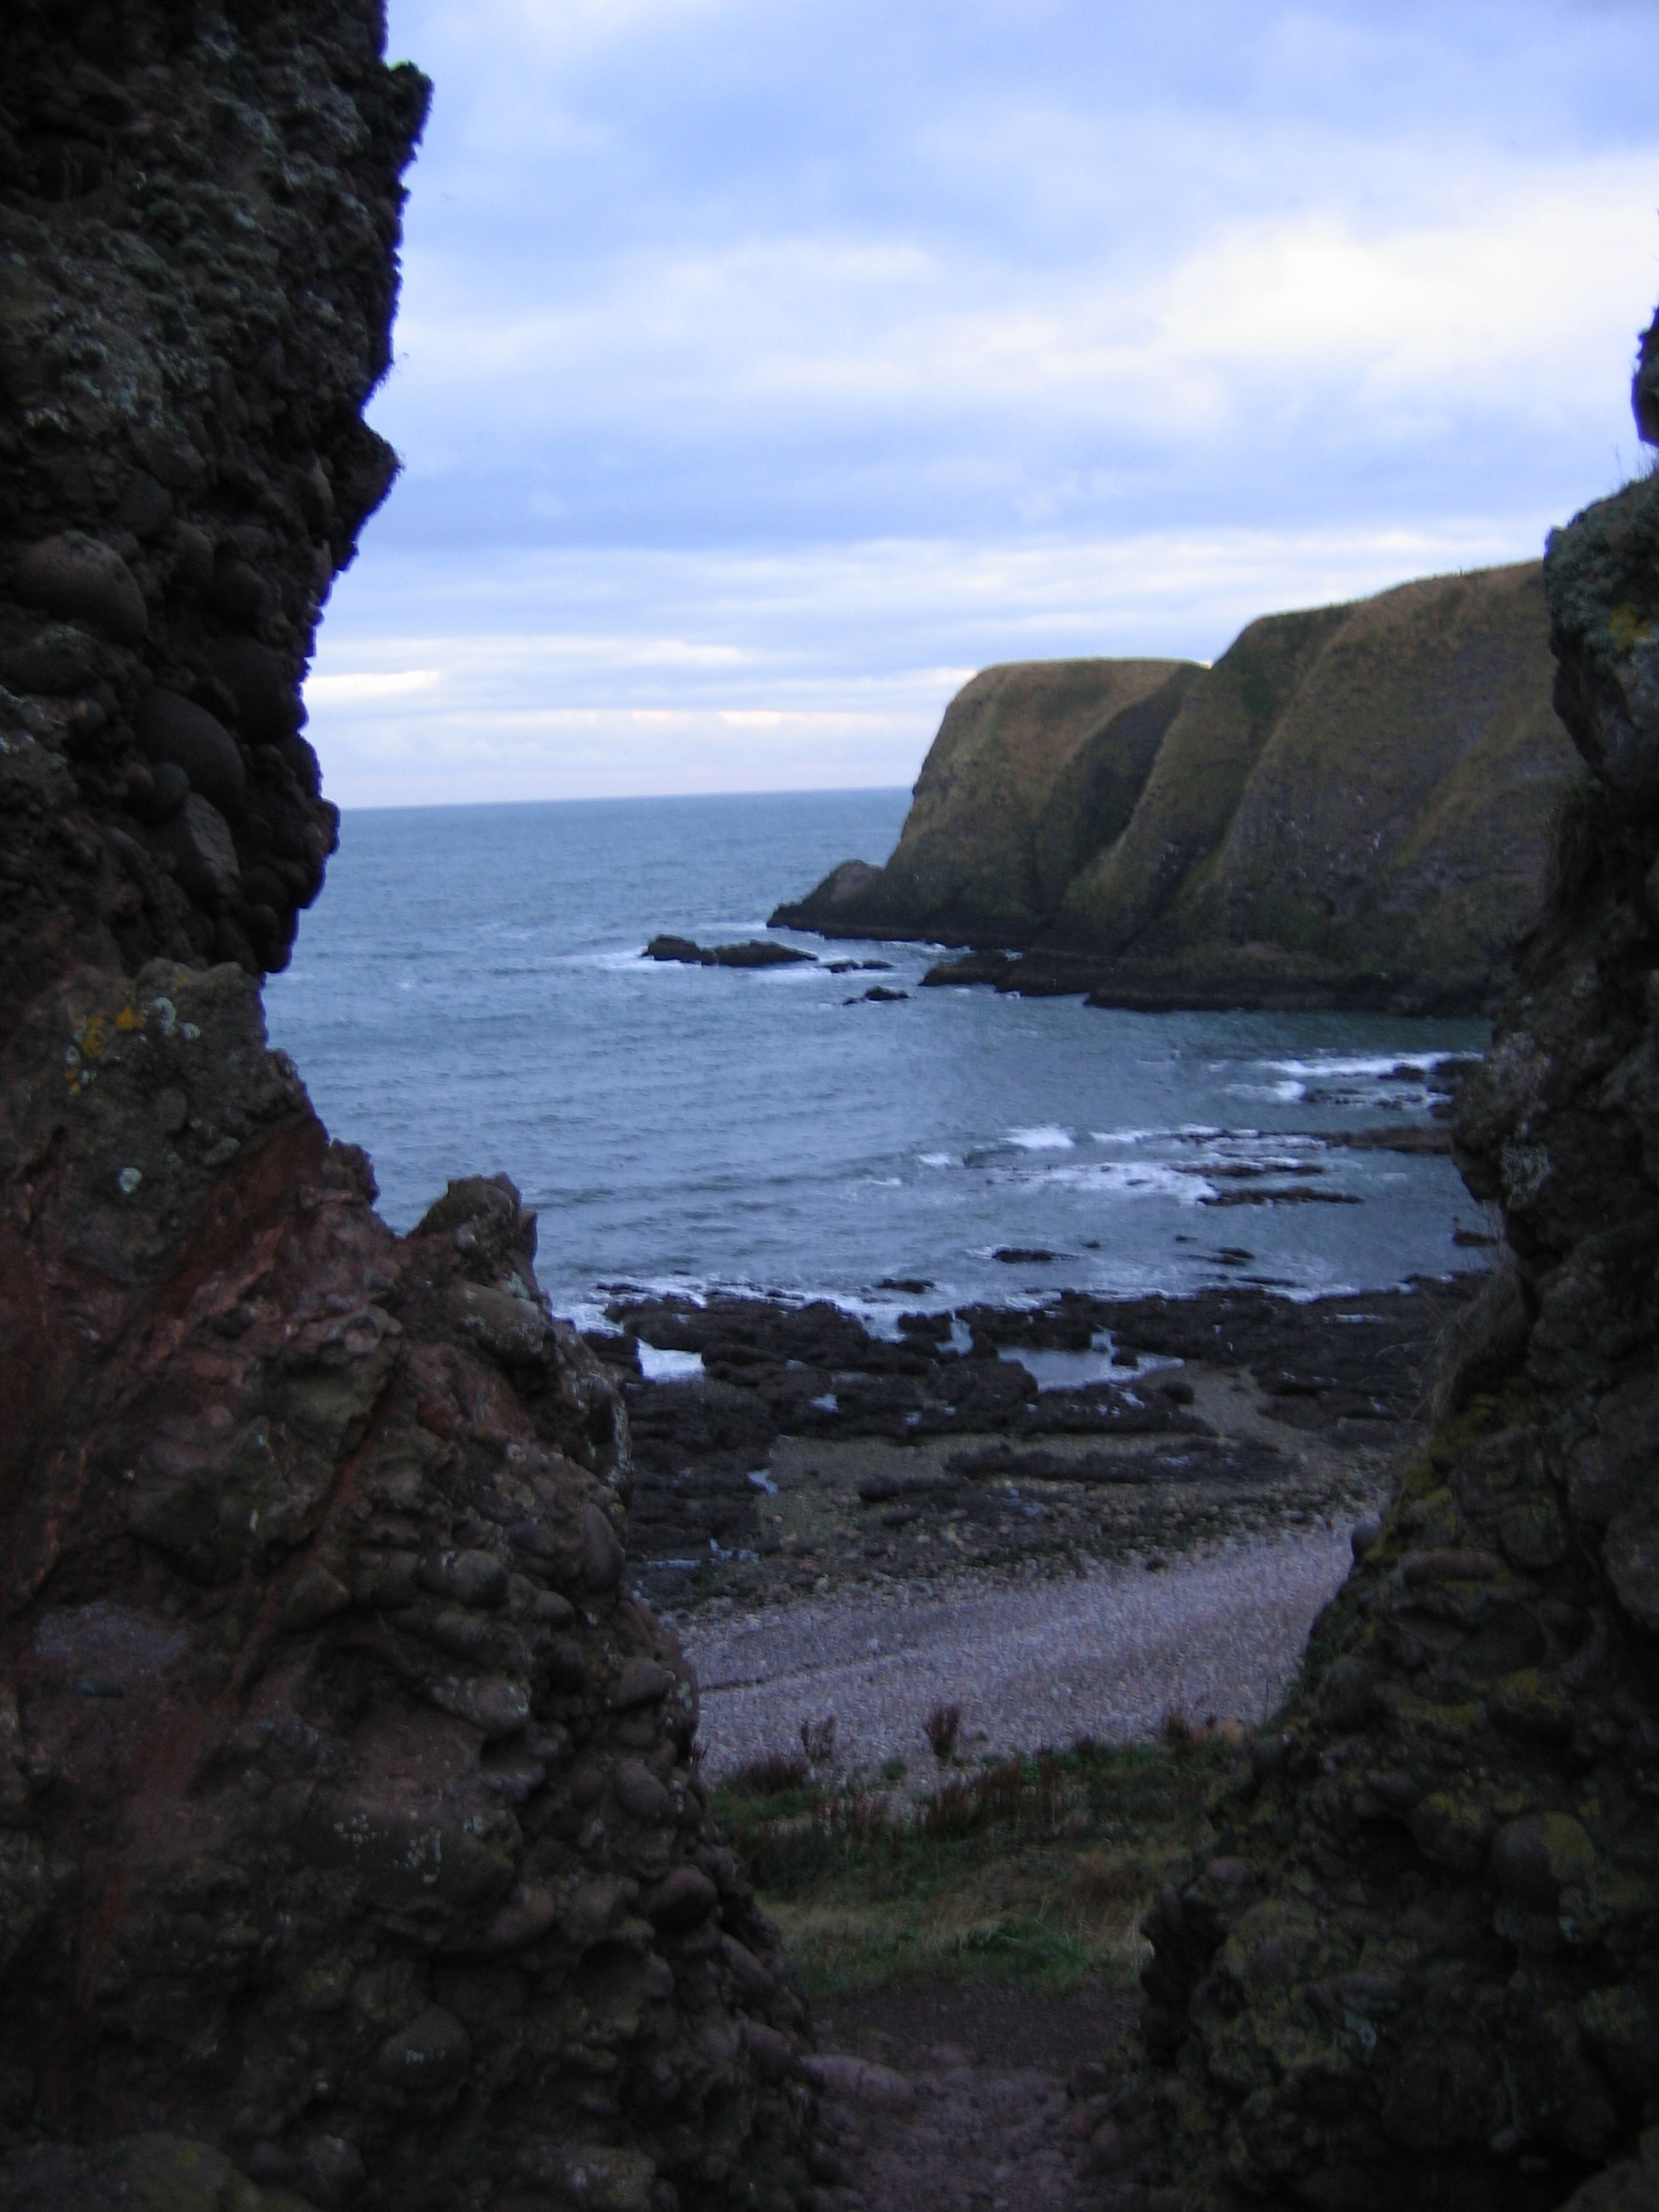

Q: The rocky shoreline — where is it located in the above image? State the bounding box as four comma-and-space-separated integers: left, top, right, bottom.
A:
683, 1527, 1362, 1784
591, 1278, 1481, 1613
909, 944, 1504, 1017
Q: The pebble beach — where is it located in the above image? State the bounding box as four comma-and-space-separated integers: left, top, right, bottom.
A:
682, 1521, 1357, 1779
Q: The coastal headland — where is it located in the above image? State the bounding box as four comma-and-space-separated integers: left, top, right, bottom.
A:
774, 562, 1580, 1014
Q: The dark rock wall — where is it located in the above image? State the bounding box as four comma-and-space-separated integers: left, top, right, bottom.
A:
0, 9, 818, 2210
0, 970, 814, 2212
0, 0, 428, 1014
1133, 321, 1659, 2212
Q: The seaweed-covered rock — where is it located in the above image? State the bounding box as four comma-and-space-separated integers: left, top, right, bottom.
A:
1134, 305, 1659, 2212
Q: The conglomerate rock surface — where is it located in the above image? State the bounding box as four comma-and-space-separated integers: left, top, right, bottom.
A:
1124, 316, 1659, 2212
0, 9, 817, 2210
0, 0, 423, 1000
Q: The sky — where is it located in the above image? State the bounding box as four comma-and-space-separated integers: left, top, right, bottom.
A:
306, 0, 1659, 807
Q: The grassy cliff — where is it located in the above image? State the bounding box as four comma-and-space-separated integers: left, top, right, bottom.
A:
830, 657, 1193, 936
774, 562, 1581, 1009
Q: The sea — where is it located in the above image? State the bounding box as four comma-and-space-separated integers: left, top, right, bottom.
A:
263, 789, 1493, 1332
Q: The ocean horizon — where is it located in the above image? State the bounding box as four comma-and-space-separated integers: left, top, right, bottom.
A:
264, 787, 1492, 1324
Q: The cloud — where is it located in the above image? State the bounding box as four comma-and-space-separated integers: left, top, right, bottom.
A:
339, 0, 1659, 803
308, 516, 1553, 804
306, 669, 441, 703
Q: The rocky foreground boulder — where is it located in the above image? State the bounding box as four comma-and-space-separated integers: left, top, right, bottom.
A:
1121, 317, 1659, 2211
0, 8, 814, 2209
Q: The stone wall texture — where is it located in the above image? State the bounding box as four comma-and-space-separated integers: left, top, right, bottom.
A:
0, 9, 818, 2211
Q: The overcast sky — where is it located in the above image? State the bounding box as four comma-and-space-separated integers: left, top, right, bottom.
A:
306, 0, 1659, 807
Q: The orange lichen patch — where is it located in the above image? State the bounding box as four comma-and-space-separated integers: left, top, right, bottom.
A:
1608, 600, 1656, 652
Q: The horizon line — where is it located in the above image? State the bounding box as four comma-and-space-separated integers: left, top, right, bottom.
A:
333, 782, 915, 814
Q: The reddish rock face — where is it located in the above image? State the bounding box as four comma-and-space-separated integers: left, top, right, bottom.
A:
0, 962, 814, 2209
0, 7, 819, 2209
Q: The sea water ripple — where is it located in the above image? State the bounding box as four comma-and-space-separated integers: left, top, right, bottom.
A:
265, 790, 1493, 1323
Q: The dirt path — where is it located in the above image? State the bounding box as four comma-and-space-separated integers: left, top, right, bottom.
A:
805, 1984, 1144, 2212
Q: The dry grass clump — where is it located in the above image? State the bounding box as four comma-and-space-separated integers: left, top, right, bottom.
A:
725, 1749, 810, 1798
1160, 1707, 1243, 1757
923, 1701, 963, 1761
799, 1713, 838, 1766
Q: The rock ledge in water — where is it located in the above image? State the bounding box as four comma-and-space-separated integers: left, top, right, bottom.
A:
644, 934, 816, 968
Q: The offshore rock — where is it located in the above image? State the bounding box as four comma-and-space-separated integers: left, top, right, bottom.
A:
643, 935, 816, 969
0, 7, 818, 2210
1133, 305, 1659, 2212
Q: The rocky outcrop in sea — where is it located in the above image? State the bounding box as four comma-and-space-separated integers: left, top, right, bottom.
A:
1115, 314, 1659, 2212
774, 564, 1579, 1014
0, 9, 815, 2209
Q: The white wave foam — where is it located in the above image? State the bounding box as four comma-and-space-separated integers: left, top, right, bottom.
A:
1262, 1051, 1464, 1082
1008, 1125, 1075, 1151
918, 1152, 958, 1169
561, 1301, 620, 1335
1090, 1123, 1232, 1148
1007, 1160, 1212, 1202
637, 1344, 706, 1382
1227, 1080, 1308, 1103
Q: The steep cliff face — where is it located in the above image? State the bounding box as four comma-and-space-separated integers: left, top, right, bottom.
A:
1126, 329, 1659, 2212
0, 10, 816, 2210
816, 657, 1196, 938
776, 565, 1578, 1011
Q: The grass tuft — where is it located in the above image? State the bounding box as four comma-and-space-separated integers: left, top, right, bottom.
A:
923, 1701, 963, 1761
711, 1732, 1233, 1996
725, 1750, 811, 1798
